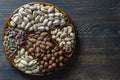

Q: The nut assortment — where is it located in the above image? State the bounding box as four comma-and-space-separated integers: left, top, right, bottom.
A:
2, 2, 75, 76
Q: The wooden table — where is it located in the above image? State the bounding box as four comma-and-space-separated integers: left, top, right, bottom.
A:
0, 0, 120, 80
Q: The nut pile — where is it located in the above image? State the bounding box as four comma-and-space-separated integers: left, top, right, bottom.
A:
39, 47, 66, 74
10, 3, 66, 31
14, 48, 40, 74
26, 31, 53, 58
2, 2, 75, 75
3, 27, 26, 55
51, 26, 75, 52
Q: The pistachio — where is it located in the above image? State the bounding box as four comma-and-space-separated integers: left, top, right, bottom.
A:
20, 60, 28, 66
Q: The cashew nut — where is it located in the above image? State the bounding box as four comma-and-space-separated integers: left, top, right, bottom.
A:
67, 26, 72, 33
51, 29, 57, 34
59, 41, 65, 47
70, 33, 75, 39
60, 33, 66, 38
63, 27, 67, 33
56, 32, 62, 37
65, 47, 72, 52
56, 38, 61, 42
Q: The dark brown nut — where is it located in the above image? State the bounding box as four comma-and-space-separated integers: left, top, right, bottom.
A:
52, 63, 57, 68
40, 32, 48, 37
49, 60, 53, 65
33, 44, 36, 48
35, 41, 41, 47
44, 62, 48, 68
40, 54, 45, 58
55, 59, 59, 63
36, 47, 40, 53
46, 54, 51, 59
59, 63, 64, 67
40, 65, 44, 70
41, 41, 46, 45
38, 37, 43, 40
48, 66, 52, 69
58, 50, 63, 56
40, 45, 46, 49
35, 31, 40, 34
40, 60, 44, 65
34, 34, 39, 39
51, 56, 56, 61
42, 69, 47, 73
41, 49, 45, 53
28, 48, 34, 53
28, 38, 37, 43
52, 49, 55, 53
43, 56, 48, 61
43, 37, 48, 41
47, 50, 50, 54
54, 46, 59, 51
29, 34, 34, 37
46, 46, 49, 50
44, 37, 50, 41
46, 37, 50, 41
59, 56, 64, 62
26, 45, 30, 49
31, 53, 35, 56
27, 41, 33, 47
46, 42, 53, 47
35, 53, 40, 57
54, 52, 58, 57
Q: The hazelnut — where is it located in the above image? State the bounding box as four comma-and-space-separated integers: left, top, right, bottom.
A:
51, 56, 56, 61
44, 62, 48, 68
58, 50, 63, 56
43, 56, 48, 61
49, 60, 53, 65
47, 54, 51, 59
40, 65, 44, 70
59, 56, 64, 62
42, 69, 46, 73
40, 60, 44, 65
59, 63, 64, 67
52, 63, 57, 68
54, 52, 58, 57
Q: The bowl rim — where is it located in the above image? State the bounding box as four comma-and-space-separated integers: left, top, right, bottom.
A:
2, 1, 76, 76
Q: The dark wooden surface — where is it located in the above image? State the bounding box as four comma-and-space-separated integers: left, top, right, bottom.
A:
0, 0, 120, 80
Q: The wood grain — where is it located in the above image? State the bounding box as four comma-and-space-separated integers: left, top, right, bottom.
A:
0, 0, 120, 80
